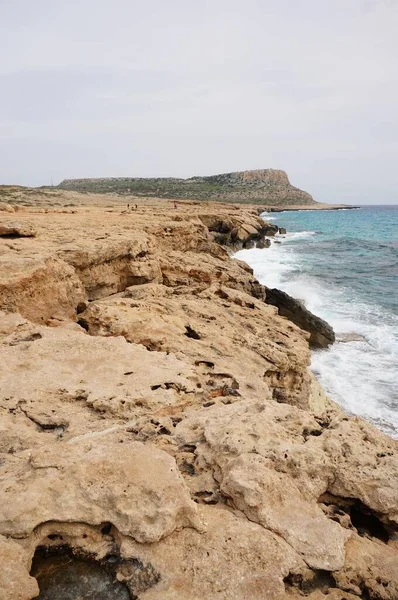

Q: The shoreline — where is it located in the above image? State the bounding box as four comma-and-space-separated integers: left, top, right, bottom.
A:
239, 208, 398, 438
0, 198, 397, 599
266, 203, 360, 212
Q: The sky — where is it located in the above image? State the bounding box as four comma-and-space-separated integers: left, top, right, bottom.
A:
0, 0, 397, 204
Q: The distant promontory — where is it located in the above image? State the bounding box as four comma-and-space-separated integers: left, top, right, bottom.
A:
58, 169, 316, 205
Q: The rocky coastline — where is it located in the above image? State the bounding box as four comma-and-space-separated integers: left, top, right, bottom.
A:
0, 199, 397, 599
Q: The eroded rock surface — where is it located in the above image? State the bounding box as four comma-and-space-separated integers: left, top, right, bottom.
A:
0, 220, 36, 237
0, 199, 397, 600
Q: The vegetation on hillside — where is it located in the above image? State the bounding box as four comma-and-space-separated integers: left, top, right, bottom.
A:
57, 170, 316, 205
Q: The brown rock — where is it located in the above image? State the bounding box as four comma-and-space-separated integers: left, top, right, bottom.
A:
0, 255, 86, 323
80, 284, 311, 409
0, 536, 38, 600
0, 220, 36, 237
0, 202, 15, 213
0, 441, 200, 542
119, 505, 306, 600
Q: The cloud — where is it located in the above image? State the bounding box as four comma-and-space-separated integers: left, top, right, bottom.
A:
0, 0, 397, 203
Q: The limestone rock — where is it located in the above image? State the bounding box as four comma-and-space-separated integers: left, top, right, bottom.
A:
0, 315, 199, 433
159, 250, 265, 299
265, 287, 335, 348
0, 255, 86, 323
0, 220, 36, 237
0, 200, 397, 600
0, 202, 15, 213
198, 212, 278, 249
119, 505, 306, 600
334, 534, 398, 599
221, 453, 350, 570
80, 283, 311, 409
0, 535, 38, 600
0, 441, 200, 542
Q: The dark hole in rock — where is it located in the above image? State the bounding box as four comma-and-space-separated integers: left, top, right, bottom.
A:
77, 319, 89, 332
302, 427, 323, 441
31, 545, 131, 600
126, 275, 151, 286
284, 570, 336, 595
101, 523, 112, 535
272, 388, 288, 403
157, 426, 171, 435
76, 302, 87, 315
194, 360, 214, 368
185, 325, 201, 340
0, 233, 25, 239
350, 502, 390, 543
141, 341, 158, 352
31, 544, 161, 600
214, 288, 229, 300
319, 493, 391, 543
179, 461, 195, 476
194, 491, 219, 505
41, 422, 66, 432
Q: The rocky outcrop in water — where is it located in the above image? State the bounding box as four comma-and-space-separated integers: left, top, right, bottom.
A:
265, 287, 336, 348
0, 199, 397, 600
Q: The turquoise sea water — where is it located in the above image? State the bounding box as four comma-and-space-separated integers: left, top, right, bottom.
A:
235, 206, 398, 437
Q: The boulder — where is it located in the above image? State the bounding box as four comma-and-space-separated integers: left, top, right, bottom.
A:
256, 237, 271, 249
0, 220, 36, 237
263, 223, 279, 237
0, 441, 200, 542
265, 287, 335, 348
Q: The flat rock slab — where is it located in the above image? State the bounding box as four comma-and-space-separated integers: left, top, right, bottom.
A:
0, 441, 200, 542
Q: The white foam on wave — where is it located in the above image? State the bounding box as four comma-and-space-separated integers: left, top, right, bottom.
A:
259, 212, 277, 221
283, 231, 316, 239
235, 234, 398, 437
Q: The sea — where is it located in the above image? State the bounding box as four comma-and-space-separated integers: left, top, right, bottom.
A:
235, 206, 398, 438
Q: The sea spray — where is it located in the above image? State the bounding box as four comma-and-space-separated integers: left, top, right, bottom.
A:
235, 206, 398, 437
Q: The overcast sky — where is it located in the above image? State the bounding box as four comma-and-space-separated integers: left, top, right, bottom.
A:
0, 0, 397, 204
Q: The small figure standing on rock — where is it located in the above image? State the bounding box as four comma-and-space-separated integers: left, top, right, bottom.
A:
173, 200, 177, 209
127, 203, 130, 211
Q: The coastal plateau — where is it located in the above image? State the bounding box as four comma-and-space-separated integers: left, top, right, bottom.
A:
58, 169, 315, 205
0, 195, 397, 600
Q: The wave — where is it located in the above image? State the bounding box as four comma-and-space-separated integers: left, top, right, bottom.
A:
235, 235, 398, 437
